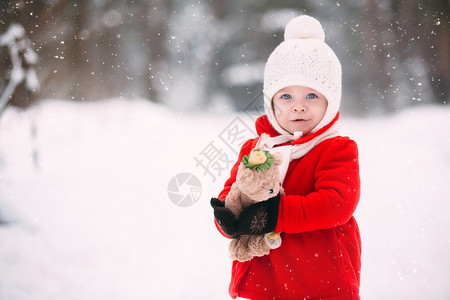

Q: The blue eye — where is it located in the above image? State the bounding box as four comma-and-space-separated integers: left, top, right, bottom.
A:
281, 94, 292, 100
306, 93, 318, 99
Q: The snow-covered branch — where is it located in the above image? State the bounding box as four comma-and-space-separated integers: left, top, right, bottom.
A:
0, 23, 40, 117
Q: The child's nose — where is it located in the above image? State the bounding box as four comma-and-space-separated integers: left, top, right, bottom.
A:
292, 100, 306, 112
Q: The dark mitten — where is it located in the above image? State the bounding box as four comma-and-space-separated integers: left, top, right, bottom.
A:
237, 193, 281, 235
211, 198, 238, 238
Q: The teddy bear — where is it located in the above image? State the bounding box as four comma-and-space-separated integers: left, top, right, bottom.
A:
223, 146, 284, 262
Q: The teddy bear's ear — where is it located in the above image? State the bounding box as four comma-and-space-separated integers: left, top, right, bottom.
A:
237, 164, 254, 185
272, 152, 283, 166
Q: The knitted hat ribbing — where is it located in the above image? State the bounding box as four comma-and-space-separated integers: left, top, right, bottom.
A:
263, 15, 342, 135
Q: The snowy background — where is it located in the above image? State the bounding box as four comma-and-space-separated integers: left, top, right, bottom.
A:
1, 1, 449, 299
0, 99, 449, 299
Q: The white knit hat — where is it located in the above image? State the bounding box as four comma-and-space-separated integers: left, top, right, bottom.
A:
263, 15, 342, 135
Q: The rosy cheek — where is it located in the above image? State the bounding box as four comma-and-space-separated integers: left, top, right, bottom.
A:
273, 104, 282, 116
274, 109, 282, 118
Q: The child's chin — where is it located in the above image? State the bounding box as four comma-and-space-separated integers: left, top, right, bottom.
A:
288, 126, 305, 134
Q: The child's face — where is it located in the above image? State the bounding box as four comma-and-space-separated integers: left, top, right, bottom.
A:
272, 85, 328, 136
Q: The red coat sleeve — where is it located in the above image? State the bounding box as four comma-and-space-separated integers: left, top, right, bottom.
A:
214, 139, 256, 238
275, 138, 361, 233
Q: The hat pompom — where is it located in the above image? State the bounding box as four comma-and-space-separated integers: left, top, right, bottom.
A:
284, 15, 325, 42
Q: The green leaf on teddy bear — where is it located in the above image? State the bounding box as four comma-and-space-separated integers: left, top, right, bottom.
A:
241, 150, 274, 170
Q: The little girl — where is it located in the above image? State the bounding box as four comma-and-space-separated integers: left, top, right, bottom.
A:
211, 15, 361, 299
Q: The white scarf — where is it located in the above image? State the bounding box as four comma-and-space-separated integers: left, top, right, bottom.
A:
264, 120, 341, 184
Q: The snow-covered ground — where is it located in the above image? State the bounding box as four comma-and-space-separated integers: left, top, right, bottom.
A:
0, 99, 449, 299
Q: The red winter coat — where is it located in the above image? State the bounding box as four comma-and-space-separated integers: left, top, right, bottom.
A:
215, 114, 361, 300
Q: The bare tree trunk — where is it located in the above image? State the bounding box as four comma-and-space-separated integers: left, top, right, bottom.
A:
69, 0, 90, 100
420, 0, 450, 103
363, 0, 399, 113
145, 0, 174, 103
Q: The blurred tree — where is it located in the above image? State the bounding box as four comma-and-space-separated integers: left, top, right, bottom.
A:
415, 0, 449, 104
1, 0, 175, 104
0, 0, 448, 114
207, 0, 448, 114
0, 1, 44, 111
363, 0, 400, 112
0, 23, 39, 115
359, 0, 449, 113
144, 0, 174, 103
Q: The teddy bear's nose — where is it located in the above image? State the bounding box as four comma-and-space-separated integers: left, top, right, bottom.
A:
269, 189, 274, 194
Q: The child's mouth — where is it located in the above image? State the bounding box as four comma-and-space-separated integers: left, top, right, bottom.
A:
292, 119, 307, 122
